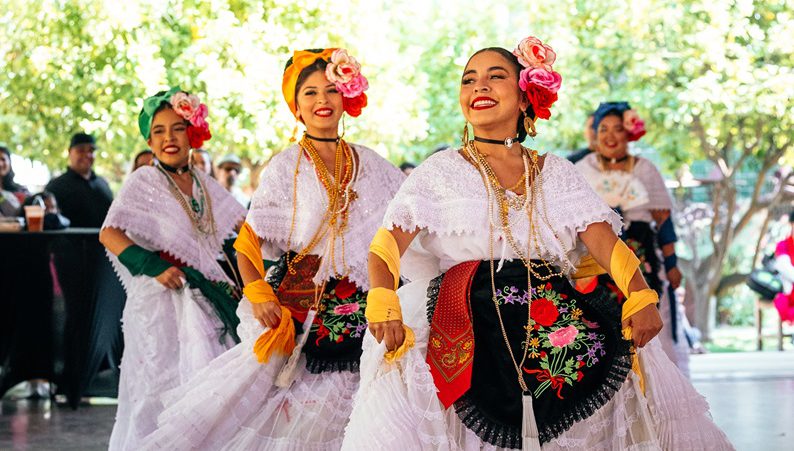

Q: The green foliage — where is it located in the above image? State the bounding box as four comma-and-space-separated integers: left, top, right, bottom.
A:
0, 0, 791, 183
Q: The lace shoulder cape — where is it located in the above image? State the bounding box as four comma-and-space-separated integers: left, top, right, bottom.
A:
246, 143, 405, 290
103, 166, 246, 286
576, 153, 673, 213
383, 149, 621, 279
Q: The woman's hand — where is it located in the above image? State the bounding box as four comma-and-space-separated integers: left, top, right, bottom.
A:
155, 266, 185, 290
622, 303, 663, 347
666, 266, 682, 290
252, 301, 282, 329
369, 319, 405, 351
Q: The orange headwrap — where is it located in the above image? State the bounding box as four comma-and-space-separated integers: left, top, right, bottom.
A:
281, 48, 338, 119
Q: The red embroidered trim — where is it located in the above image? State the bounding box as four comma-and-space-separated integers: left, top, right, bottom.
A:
426, 260, 480, 408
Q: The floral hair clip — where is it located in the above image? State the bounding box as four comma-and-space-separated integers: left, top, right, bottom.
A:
512, 36, 562, 120
324, 49, 369, 117
169, 91, 212, 149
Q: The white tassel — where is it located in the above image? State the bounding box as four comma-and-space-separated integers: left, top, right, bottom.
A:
522, 393, 541, 451
275, 309, 316, 388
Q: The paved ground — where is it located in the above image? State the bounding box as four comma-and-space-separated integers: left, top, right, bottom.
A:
1, 351, 792, 450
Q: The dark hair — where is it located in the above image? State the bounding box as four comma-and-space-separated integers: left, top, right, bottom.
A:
131, 149, 153, 173
789, 210, 794, 223
294, 58, 330, 106
467, 47, 536, 142
0, 146, 26, 193
399, 162, 416, 171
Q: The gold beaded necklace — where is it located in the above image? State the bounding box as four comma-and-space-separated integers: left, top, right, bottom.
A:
157, 164, 217, 237
284, 134, 358, 278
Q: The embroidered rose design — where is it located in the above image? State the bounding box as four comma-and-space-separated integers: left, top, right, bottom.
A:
333, 302, 360, 315
334, 278, 357, 300
548, 325, 579, 348
530, 298, 559, 327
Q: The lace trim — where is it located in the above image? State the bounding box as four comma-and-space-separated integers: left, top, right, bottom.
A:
425, 273, 443, 323
305, 354, 361, 374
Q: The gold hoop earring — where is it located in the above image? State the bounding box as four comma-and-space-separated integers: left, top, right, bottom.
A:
340, 114, 346, 140
524, 115, 538, 139
462, 121, 470, 147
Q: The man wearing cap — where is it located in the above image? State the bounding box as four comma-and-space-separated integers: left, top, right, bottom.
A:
46, 133, 113, 228
215, 153, 248, 207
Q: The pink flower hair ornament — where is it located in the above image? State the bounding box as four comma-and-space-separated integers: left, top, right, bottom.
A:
138, 86, 212, 149
324, 48, 370, 117
512, 36, 563, 120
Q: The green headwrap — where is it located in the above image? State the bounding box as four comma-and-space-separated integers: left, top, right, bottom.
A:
138, 86, 182, 140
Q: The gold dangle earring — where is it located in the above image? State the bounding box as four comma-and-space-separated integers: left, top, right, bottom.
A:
461, 121, 470, 147
339, 114, 346, 140
524, 113, 538, 139
188, 148, 194, 170
290, 117, 300, 143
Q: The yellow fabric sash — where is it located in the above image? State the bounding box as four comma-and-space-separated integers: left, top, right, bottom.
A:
608, 239, 659, 393
242, 279, 279, 305
253, 306, 296, 363
234, 222, 266, 278
572, 254, 606, 279
282, 48, 337, 118
234, 221, 295, 362
370, 227, 400, 290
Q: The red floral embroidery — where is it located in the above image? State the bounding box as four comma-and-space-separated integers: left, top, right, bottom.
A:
531, 298, 559, 327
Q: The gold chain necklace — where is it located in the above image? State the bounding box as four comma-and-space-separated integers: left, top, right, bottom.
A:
157, 165, 217, 237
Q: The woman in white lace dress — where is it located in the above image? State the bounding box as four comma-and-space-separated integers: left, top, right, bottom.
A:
140, 48, 405, 450
344, 37, 732, 450
99, 87, 246, 450
575, 102, 689, 374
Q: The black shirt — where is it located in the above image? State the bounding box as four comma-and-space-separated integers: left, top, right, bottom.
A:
567, 147, 593, 164
46, 168, 113, 228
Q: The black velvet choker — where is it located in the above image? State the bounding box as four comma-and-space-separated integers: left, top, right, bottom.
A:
305, 133, 339, 143
474, 135, 519, 149
158, 161, 190, 175
598, 153, 631, 165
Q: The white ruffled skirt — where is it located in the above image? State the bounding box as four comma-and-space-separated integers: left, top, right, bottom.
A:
342, 278, 733, 450
109, 277, 234, 451
139, 297, 360, 450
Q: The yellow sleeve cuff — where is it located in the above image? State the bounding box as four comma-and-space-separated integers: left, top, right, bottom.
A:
370, 227, 401, 290
365, 287, 403, 323
243, 279, 279, 305
621, 288, 659, 322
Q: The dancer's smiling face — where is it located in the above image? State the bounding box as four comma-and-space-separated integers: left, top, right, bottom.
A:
295, 69, 344, 137
596, 114, 629, 159
459, 50, 528, 135
148, 107, 191, 168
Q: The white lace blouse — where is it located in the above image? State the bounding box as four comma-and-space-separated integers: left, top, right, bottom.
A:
246, 144, 405, 290
383, 149, 621, 282
576, 152, 673, 226
103, 166, 246, 287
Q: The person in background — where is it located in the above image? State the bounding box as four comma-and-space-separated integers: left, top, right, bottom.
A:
45, 133, 113, 228
0, 189, 21, 217
774, 210, 794, 323
216, 153, 248, 206
131, 149, 154, 172
399, 161, 416, 176
192, 148, 215, 178
567, 113, 596, 164
0, 145, 30, 204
